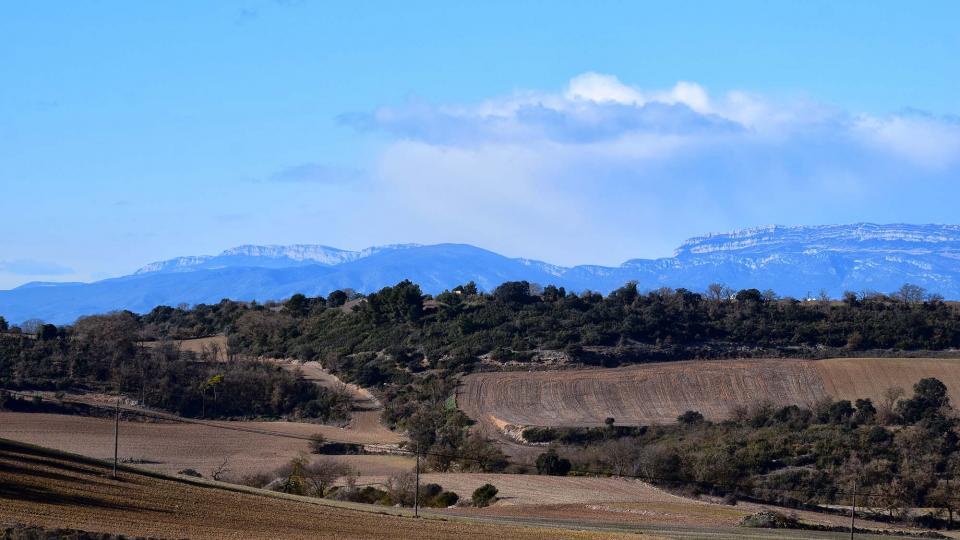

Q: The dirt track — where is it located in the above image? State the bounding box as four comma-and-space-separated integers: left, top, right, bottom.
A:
458, 357, 960, 429
271, 359, 402, 444
0, 438, 636, 540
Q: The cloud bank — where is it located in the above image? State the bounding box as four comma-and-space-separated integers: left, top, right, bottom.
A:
339, 73, 960, 266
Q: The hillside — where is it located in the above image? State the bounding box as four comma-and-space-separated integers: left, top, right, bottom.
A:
458, 358, 960, 428
0, 438, 631, 540
7, 223, 960, 323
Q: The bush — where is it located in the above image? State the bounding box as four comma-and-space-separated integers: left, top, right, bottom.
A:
535, 449, 571, 476
472, 483, 498, 507
738, 511, 800, 529
677, 410, 705, 425
427, 490, 459, 508
329, 485, 389, 505
308, 433, 326, 453
419, 482, 443, 501
236, 471, 273, 488
522, 426, 559, 443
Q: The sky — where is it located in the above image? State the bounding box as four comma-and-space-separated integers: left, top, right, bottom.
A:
1, 1, 959, 289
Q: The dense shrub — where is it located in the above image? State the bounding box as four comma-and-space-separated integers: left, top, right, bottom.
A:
471, 483, 498, 507
535, 449, 571, 476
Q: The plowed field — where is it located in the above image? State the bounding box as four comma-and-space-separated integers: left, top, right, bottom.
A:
0, 438, 634, 540
0, 412, 413, 477
458, 358, 960, 428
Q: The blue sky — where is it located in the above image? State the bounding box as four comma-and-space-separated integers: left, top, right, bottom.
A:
1, 1, 959, 288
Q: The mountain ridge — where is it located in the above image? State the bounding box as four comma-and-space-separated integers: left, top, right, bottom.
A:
4, 224, 960, 324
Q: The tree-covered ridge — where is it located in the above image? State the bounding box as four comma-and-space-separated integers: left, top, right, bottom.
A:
227, 281, 960, 371
3, 279, 959, 429
0, 310, 350, 422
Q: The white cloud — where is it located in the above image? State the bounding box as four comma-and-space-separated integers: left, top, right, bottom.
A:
854, 113, 960, 169
565, 72, 644, 105
338, 73, 960, 265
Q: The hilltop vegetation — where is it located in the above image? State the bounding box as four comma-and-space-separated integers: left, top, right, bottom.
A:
3, 279, 960, 464
3, 280, 960, 419
0, 310, 349, 422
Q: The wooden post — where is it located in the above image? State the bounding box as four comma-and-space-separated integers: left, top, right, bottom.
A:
849, 479, 857, 540
414, 442, 420, 518
113, 397, 120, 478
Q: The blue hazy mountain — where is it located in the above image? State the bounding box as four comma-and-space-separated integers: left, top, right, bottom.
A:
4, 224, 960, 324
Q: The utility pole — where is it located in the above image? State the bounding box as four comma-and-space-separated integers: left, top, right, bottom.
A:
414, 442, 421, 518
947, 476, 954, 528
849, 479, 857, 540
113, 396, 121, 478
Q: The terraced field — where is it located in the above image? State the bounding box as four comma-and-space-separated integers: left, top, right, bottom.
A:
458, 358, 960, 428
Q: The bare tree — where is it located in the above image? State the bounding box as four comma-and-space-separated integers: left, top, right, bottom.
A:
211, 456, 231, 481
893, 283, 927, 304
706, 283, 733, 302
385, 471, 417, 507
303, 458, 355, 496
604, 438, 637, 476
877, 386, 905, 424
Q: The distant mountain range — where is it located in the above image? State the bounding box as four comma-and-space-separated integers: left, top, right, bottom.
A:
4, 223, 960, 324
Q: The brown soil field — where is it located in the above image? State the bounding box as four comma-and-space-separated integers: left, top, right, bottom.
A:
364, 473, 666, 506
816, 357, 960, 403
359, 473, 933, 538
458, 357, 960, 429
0, 438, 639, 540
0, 412, 413, 478
142, 335, 229, 360
0, 358, 406, 480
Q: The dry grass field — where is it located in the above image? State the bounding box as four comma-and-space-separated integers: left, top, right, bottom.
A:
0, 438, 640, 540
0, 412, 412, 478
458, 357, 960, 429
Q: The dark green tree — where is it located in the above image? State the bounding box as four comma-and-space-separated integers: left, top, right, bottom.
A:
677, 410, 705, 425
897, 378, 950, 423
535, 449, 571, 476
326, 290, 349, 307
471, 483, 498, 507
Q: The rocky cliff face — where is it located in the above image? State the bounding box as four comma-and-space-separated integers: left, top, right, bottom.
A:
672, 224, 960, 257
135, 244, 422, 274
623, 224, 960, 297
